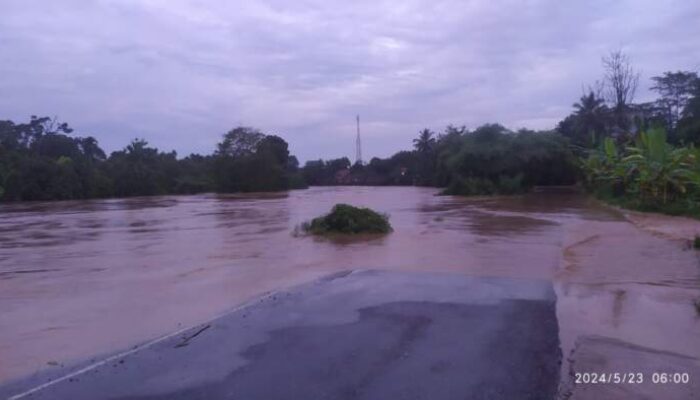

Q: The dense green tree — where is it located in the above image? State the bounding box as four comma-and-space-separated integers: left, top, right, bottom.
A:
301, 157, 351, 185
214, 127, 297, 192
302, 123, 576, 194
674, 78, 700, 145
386, 151, 420, 185
327, 157, 351, 172
78, 137, 107, 162
0, 117, 307, 201
173, 154, 214, 194
651, 71, 699, 130
470, 123, 509, 142
300, 159, 326, 185
105, 139, 178, 197
434, 125, 468, 186
0, 117, 108, 200
31, 133, 83, 159
256, 135, 290, 165
216, 127, 265, 157
440, 125, 576, 195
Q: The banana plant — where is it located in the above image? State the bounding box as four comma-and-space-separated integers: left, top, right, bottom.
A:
581, 137, 626, 186
621, 128, 698, 204
581, 127, 700, 207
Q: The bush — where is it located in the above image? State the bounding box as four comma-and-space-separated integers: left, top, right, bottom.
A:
442, 174, 526, 196
303, 204, 392, 234
581, 129, 700, 217
288, 173, 308, 189
437, 127, 576, 196
497, 173, 526, 194
443, 177, 496, 196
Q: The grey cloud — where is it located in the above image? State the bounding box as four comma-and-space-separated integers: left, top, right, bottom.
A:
1, 0, 699, 162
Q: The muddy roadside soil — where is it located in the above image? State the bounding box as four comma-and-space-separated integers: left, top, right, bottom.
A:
556, 207, 700, 399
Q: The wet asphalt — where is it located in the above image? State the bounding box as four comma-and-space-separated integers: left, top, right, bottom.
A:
1, 270, 561, 400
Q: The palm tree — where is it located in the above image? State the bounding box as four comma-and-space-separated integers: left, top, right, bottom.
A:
413, 129, 436, 154
573, 92, 608, 145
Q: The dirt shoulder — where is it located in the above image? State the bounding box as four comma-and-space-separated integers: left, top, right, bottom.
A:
622, 209, 700, 244
555, 208, 700, 399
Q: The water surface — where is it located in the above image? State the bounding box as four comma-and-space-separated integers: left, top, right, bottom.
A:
0, 186, 698, 394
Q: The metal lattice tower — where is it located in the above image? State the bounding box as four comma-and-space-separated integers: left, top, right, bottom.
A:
355, 115, 363, 165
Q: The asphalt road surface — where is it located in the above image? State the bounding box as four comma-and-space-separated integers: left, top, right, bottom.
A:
1, 270, 561, 400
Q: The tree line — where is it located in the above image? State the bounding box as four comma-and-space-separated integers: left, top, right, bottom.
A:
1, 50, 699, 207
302, 124, 578, 195
303, 51, 700, 207
560, 51, 700, 215
557, 51, 700, 148
0, 119, 304, 201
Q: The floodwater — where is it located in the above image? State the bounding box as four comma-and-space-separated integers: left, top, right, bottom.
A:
0, 186, 699, 397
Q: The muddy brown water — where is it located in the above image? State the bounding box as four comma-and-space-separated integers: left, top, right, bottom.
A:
1, 186, 698, 398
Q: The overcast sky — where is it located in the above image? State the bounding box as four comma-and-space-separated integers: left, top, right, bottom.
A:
1, 0, 698, 162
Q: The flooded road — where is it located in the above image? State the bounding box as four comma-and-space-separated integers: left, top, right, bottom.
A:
1, 187, 699, 398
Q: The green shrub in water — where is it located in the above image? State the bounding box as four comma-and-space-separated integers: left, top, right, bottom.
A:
303, 203, 392, 234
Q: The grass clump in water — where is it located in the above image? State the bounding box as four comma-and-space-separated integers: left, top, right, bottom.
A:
303, 203, 392, 235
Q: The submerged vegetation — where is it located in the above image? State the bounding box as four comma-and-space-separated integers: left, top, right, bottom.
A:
302, 204, 392, 235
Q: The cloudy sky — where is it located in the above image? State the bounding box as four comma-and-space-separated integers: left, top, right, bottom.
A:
1, 0, 698, 162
